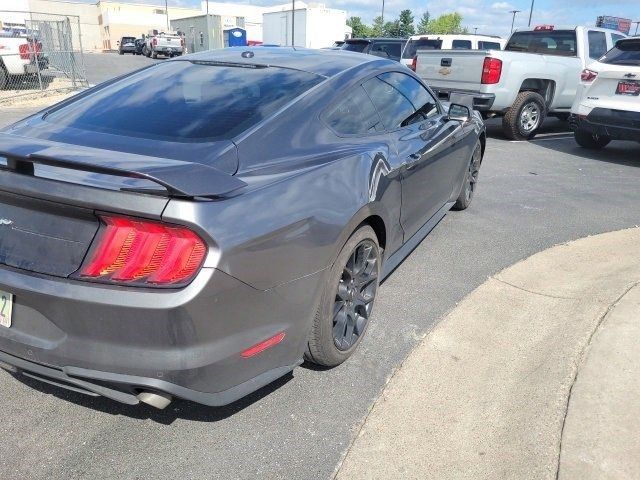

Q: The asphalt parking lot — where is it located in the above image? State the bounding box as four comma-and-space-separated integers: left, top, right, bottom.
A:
1, 54, 640, 480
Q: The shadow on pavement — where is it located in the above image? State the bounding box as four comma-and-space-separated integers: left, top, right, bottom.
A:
531, 135, 640, 168
484, 116, 571, 140
10, 369, 294, 424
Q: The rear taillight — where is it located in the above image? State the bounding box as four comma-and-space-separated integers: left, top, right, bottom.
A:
18, 41, 41, 60
409, 56, 417, 71
77, 215, 206, 287
152, 37, 157, 47
180, 37, 185, 48
481, 57, 502, 84
580, 69, 598, 82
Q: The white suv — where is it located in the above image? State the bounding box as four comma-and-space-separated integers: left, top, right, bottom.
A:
570, 37, 640, 149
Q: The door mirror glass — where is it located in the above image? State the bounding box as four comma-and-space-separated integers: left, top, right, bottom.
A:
448, 103, 471, 121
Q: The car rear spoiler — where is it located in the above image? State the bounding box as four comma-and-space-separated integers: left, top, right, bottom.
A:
0, 133, 247, 198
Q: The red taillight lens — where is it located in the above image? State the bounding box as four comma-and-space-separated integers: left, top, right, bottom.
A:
409, 56, 417, 71
78, 215, 206, 287
18, 41, 40, 60
481, 57, 502, 84
241, 332, 286, 358
152, 37, 157, 46
580, 69, 598, 82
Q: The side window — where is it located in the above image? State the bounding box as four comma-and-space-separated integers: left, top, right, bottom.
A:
322, 86, 383, 135
377, 71, 439, 121
588, 30, 607, 59
363, 77, 415, 129
452, 39, 472, 49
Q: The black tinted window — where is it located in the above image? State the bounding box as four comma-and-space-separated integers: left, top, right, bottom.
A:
611, 34, 625, 45
506, 30, 577, 56
478, 41, 501, 50
323, 86, 383, 135
377, 72, 438, 121
600, 40, 640, 66
370, 41, 403, 60
452, 40, 472, 49
341, 41, 368, 53
363, 77, 414, 130
45, 61, 323, 141
402, 38, 442, 58
588, 31, 607, 59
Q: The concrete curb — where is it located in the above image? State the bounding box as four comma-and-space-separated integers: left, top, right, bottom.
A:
335, 228, 640, 480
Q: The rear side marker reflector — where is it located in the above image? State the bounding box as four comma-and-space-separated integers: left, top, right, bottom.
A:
241, 332, 286, 358
78, 215, 206, 286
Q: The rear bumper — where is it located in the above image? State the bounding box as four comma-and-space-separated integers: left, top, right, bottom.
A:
431, 87, 495, 111
569, 108, 640, 141
0, 265, 325, 406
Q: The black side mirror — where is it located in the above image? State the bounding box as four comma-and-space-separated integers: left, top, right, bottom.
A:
448, 103, 471, 122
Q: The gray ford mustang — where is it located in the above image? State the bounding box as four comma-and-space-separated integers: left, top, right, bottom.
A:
0, 47, 485, 409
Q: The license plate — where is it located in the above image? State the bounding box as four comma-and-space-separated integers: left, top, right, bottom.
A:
0, 291, 13, 328
616, 80, 640, 96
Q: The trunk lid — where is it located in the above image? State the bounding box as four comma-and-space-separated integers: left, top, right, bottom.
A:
588, 64, 640, 110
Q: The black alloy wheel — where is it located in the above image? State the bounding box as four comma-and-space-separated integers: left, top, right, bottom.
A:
453, 141, 482, 210
332, 239, 379, 351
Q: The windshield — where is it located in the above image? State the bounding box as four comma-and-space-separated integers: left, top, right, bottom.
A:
45, 61, 324, 141
121, 37, 135, 43
600, 40, 640, 66
505, 30, 577, 56
341, 41, 369, 53
402, 38, 442, 59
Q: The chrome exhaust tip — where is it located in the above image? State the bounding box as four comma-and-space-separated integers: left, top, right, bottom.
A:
137, 391, 172, 409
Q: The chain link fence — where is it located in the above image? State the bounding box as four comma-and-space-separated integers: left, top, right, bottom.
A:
0, 11, 89, 104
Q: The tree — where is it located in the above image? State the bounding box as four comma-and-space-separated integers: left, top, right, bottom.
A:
347, 16, 370, 38
426, 12, 468, 35
417, 11, 431, 34
398, 9, 415, 37
370, 16, 385, 37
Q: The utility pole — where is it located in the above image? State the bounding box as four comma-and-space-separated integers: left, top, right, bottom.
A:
509, 10, 521, 33
165, 0, 169, 30
381, 0, 385, 25
634, 21, 640, 36
528, 0, 535, 27
291, 0, 295, 46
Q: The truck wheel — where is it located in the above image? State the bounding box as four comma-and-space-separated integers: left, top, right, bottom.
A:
152, 51, 158, 59
502, 91, 547, 140
574, 129, 610, 150
0, 64, 8, 90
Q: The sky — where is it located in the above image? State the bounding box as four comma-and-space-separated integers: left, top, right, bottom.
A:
75, 0, 640, 37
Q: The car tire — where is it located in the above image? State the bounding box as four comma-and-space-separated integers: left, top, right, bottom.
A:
119, 50, 123, 55
305, 225, 381, 367
502, 91, 547, 140
0, 63, 8, 90
152, 51, 158, 59
452, 140, 482, 211
574, 129, 611, 149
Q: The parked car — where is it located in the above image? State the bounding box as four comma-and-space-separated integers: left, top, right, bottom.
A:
134, 38, 145, 55
0, 47, 485, 409
118, 36, 137, 55
570, 37, 640, 149
143, 31, 184, 58
340, 38, 407, 61
414, 25, 627, 139
401, 34, 506, 68
0, 34, 48, 89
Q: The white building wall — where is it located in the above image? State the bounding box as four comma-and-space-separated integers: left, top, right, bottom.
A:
263, 4, 345, 48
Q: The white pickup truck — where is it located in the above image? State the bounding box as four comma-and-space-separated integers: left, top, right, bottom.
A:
143, 31, 184, 59
0, 34, 48, 90
414, 25, 627, 139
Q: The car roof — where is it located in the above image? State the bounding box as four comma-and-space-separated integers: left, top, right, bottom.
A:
347, 37, 406, 42
407, 34, 503, 40
185, 46, 388, 77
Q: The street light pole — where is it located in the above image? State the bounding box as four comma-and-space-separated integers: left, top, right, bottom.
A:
474, 27, 478, 35
291, 0, 295, 46
509, 10, 521, 33
528, 0, 535, 27
381, 0, 385, 25
165, 0, 169, 30
634, 21, 640, 36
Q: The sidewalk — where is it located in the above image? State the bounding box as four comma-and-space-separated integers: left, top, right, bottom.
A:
335, 228, 640, 480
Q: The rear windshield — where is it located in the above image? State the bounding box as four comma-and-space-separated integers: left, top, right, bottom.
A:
341, 41, 369, 53
600, 40, 640, 66
402, 38, 442, 59
121, 37, 135, 43
505, 30, 577, 56
44, 61, 323, 141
